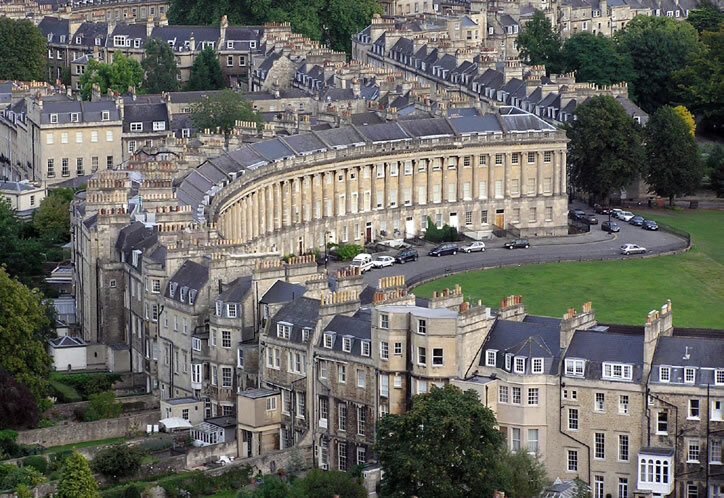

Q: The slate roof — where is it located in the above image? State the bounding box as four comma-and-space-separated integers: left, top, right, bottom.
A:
39, 97, 120, 124
0, 181, 40, 191
115, 222, 157, 263
356, 122, 409, 142
319, 314, 372, 358
261, 280, 307, 304
239, 388, 277, 399
269, 296, 320, 345
449, 115, 502, 134
399, 117, 454, 138
218, 276, 253, 303
49, 336, 86, 348
650, 335, 724, 384
38, 17, 69, 41
565, 329, 644, 382
164, 260, 209, 304
481, 318, 562, 375
123, 101, 169, 132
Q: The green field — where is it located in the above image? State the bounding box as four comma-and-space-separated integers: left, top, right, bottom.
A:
415, 209, 724, 328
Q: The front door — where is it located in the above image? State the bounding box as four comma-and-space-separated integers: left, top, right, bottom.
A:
449, 212, 458, 229
405, 217, 415, 238
365, 222, 372, 243
495, 209, 505, 229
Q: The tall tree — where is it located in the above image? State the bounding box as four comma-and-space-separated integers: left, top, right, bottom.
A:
615, 15, 701, 112
185, 45, 225, 91
79, 52, 144, 100
323, 0, 383, 53
0, 199, 44, 284
32, 190, 71, 244
0, 368, 40, 430
142, 38, 180, 93
565, 95, 646, 202
375, 384, 507, 498
289, 468, 366, 498
705, 144, 724, 197
674, 27, 723, 132
645, 106, 703, 205
56, 452, 99, 498
499, 450, 550, 498
0, 18, 47, 81
559, 32, 634, 86
0, 266, 53, 402
673, 105, 696, 136
686, 0, 723, 34
190, 88, 261, 140
515, 10, 561, 73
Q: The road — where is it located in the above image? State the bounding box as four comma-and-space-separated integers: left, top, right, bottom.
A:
329, 207, 688, 289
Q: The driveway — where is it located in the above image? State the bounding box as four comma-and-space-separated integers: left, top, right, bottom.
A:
328, 204, 688, 288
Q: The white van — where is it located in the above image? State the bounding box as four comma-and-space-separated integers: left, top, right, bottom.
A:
350, 253, 374, 273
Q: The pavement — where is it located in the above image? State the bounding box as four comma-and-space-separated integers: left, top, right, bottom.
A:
327, 202, 689, 288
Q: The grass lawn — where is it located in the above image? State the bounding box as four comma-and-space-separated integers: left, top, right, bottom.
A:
415, 209, 724, 328
43, 436, 131, 454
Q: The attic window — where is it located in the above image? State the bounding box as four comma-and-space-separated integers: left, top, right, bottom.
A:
134, 39, 141, 48
226, 41, 234, 49
361, 341, 370, 357
60, 35, 66, 43
250, 41, 256, 49
180, 286, 188, 302
153, 121, 166, 131
485, 350, 497, 367
532, 358, 544, 374
514, 356, 525, 374
75, 36, 82, 44
169, 282, 178, 297
130, 122, 143, 132
323, 333, 334, 349
95, 37, 101, 46
102, 111, 110, 121
227, 304, 237, 318
215, 301, 222, 316
132, 249, 141, 267
50, 114, 58, 124
602, 362, 632, 381
301, 328, 311, 343
277, 322, 291, 339
660, 366, 670, 382
189, 289, 198, 305
342, 337, 352, 353
565, 359, 585, 377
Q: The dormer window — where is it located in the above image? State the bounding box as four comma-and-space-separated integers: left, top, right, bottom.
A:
532, 358, 544, 374
684, 367, 696, 384
102, 111, 110, 121
180, 286, 188, 302
602, 362, 632, 381
226, 304, 237, 318
342, 337, 352, 353
75, 36, 82, 44
505, 353, 513, 371
70, 112, 80, 123
565, 359, 585, 377
50, 114, 58, 124
188, 289, 197, 305
169, 282, 178, 297
485, 350, 497, 367
276, 322, 291, 339
95, 37, 101, 46
361, 341, 370, 357
659, 366, 671, 382
47, 34, 52, 41
153, 121, 166, 131
215, 301, 222, 316
323, 333, 334, 348
60, 35, 66, 43
130, 122, 143, 132
250, 41, 256, 49
226, 41, 234, 49
716, 369, 724, 385
132, 249, 141, 267
514, 356, 525, 374
302, 328, 311, 343
114, 35, 126, 47
134, 39, 141, 48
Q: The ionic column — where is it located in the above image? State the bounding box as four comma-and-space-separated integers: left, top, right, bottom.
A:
561, 150, 567, 194
521, 152, 528, 197
553, 151, 560, 195
456, 155, 463, 201
488, 154, 495, 199
537, 152, 543, 195
504, 152, 511, 198
472, 155, 479, 200
260, 186, 267, 234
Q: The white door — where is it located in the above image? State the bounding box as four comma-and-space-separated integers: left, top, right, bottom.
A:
713, 400, 723, 421
405, 216, 415, 238
449, 212, 458, 229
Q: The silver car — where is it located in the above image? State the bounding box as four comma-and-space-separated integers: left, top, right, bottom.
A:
461, 241, 486, 253
621, 243, 646, 255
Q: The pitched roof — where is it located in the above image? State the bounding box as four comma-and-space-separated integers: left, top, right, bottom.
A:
319, 314, 372, 357
164, 260, 209, 303
269, 297, 320, 344
482, 318, 562, 374
261, 280, 307, 304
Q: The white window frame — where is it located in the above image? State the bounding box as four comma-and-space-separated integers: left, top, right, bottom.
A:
486, 350, 497, 367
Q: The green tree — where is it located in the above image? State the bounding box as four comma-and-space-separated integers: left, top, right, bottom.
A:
705, 144, 724, 197
674, 27, 723, 132
56, 452, 99, 498
686, 0, 723, 33
0, 465, 45, 491
565, 95, 646, 202
615, 15, 701, 112
83, 390, 122, 421
0, 368, 40, 429
288, 468, 366, 498
499, 450, 549, 498
0, 18, 47, 81
190, 88, 261, 140
323, 0, 383, 53
559, 32, 634, 86
79, 52, 144, 100
0, 199, 44, 284
91, 444, 145, 481
0, 266, 53, 402
32, 189, 72, 244
252, 474, 289, 498
515, 10, 561, 72
185, 45, 225, 91
375, 384, 507, 498
142, 38, 180, 93
673, 105, 696, 136
645, 106, 703, 205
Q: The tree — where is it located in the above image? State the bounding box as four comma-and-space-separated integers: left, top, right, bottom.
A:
499, 450, 549, 498
185, 45, 225, 91
673, 105, 696, 136
289, 468, 366, 498
0, 266, 53, 402
559, 32, 634, 86
83, 390, 123, 421
645, 106, 703, 205
56, 452, 99, 498
252, 474, 289, 498
190, 88, 261, 140
674, 27, 723, 132
515, 10, 561, 73
142, 38, 180, 93
32, 189, 72, 244
323, 0, 383, 53
0, 199, 44, 284
565, 95, 646, 202
615, 16, 701, 112
0, 18, 47, 81
686, 0, 723, 34
705, 144, 724, 197
0, 465, 45, 491
91, 444, 145, 481
79, 52, 144, 100
375, 384, 507, 498
0, 368, 40, 430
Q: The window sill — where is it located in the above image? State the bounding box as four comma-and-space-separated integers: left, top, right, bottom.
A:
687, 417, 701, 421
655, 431, 668, 436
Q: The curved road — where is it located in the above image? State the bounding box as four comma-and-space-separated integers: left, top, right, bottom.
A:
329, 211, 688, 289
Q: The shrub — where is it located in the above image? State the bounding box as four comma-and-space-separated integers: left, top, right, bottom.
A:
83, 391, 122, 422
0, 370, 40, 430
424, 217, 459, 243
50, 373, 121, 399
36, 418, 58, 428
15, 483, 32, 498
0, 465, 46, 490
121, 484, 142, 498
138, 439, 173, 453
0, 430, 22, 459
45, 247, 64, 262
92, 444, 145, 481
56, 452, 98, 498
335, 244, 363, 261
48, 450, 72, 472
22, 456, 48, 475
49, 380, 82, 404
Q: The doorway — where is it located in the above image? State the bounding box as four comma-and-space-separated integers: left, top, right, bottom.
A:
495, 209, 505, 228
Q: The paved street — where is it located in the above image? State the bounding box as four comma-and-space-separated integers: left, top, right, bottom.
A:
329, 205, 688, 288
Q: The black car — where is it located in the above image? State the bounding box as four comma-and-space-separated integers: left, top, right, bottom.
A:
504, 238, 530, 249
582, 214, 599, 225
569, 209, 585, 220
594, 204, 610, 215
629, 215, 644, 226
642, 219, 659, 231
428, 243, 458, 257
395, 248, 419, 263
601, 221, 620, 233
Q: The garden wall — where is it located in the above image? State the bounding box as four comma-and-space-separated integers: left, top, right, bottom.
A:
16, 411, 159, 447
185, 441, 238, 468
42, 394, 158, 420
206, 444, 314, 478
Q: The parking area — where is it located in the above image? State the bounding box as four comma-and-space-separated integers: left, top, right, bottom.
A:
328, 202, 688, 288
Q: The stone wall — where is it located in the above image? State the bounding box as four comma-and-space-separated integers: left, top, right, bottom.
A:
43, 393, 158, 420
16, 411, 159, 447
185, 441, 239, 468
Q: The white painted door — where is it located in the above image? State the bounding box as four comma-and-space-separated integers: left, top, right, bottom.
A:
405, 216, 415, 238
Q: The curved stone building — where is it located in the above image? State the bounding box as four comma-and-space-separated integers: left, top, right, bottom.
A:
178, 107, 569, 254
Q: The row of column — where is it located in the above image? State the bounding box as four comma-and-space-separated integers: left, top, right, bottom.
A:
221, 148, 566, 242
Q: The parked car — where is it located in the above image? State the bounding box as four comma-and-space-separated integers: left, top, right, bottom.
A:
350, 253, 374, 273
461, 241, 486, 253
372, 255, 395, 268
601, 221, 620, 233
629, 215, 644, 226
611, 208, 623, 219
428, 243, 459, 257
395, 248, 418, 263
618, 211, 635, 222
642, 219, 659, 231
582, 214, 599, 225
621, 243, 646, 255
569, 209, 586, 220
594, 204, 610, 215
504, 238, 530, 249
